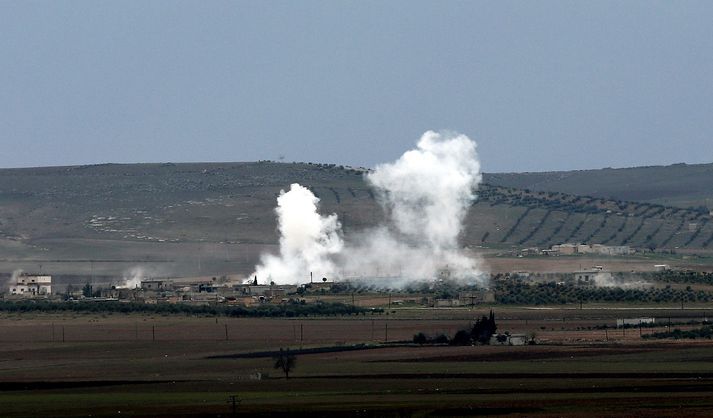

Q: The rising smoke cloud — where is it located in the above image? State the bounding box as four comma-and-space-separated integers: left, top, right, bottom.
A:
118, 266, 147, 289
1, 269, 23, 292
252, 131, 486, 286
252, 184, 343, 284
117, 265, 173, 289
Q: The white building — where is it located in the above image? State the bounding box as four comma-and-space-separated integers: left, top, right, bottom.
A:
617, 318, 655, 328
574, 269, 613, 286
551, 243, 632, 256
10, 274, 52, 296
490, 333, 530, 346
552, 243, 578, 255
654, 264, 670, 272
577, 244, 632, 256
140, 280, 170, 291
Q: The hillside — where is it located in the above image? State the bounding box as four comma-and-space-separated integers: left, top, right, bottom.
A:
0, 162, 712, 278
485, 162, 713, 209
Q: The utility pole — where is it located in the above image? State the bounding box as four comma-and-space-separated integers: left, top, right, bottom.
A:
227, 395, 240, 417
384, 322, 388, 343
300, 323, 303, 349
62, 326, 65, 343
152, 325, 156, 342
225, 323, 229, 341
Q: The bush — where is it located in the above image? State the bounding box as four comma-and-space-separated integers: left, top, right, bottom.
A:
450, 330, 472, 346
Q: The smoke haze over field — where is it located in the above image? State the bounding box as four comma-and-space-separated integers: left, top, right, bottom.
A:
252, 131, 486, 286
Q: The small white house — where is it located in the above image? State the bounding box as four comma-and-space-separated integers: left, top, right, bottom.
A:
654, 264, 670, 272
435, 298, 461, 307
490, 333, 529, 346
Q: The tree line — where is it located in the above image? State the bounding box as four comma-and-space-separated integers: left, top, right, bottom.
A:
0, 300, 380, 317
495, 281, 713, 305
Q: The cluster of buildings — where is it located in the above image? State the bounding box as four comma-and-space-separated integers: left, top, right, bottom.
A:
497, 266, 619, 287
1, 273, 307, 306
544, 243, 633, 256
98, 279, 301, 306
2, 271, 502, 309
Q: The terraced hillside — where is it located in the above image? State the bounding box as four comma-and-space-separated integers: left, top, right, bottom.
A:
0, 162, 711, 277
485, 162, 713, 209
472, 185, 712, 250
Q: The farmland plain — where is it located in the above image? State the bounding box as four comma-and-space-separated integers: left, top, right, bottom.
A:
2, 306, 713, 417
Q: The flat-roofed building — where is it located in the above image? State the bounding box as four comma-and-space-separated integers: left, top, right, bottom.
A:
10, 274, 52, 296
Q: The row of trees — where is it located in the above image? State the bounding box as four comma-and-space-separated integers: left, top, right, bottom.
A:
495, 282, 713, 305
483, 181, 710, 219
413, 310, 497, 346
0, 300, 379, 318
518, 210, 552, 245
643, 326, 713, 340
651, 271, 713, 286
479, 183, 711, 248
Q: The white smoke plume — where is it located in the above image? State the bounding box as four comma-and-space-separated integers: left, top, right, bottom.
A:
2, 269, 23, 292
592, 272, 651, 289
341, 131, 484, 283
368, 131, 481, 251
253, 184, 343, 284
118, 266, 148, 289
252, 131, 486, 286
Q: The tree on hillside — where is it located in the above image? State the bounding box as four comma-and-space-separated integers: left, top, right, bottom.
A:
273, 348, 297, 379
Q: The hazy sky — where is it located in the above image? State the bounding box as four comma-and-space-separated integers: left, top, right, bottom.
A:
1, 1, 712, 172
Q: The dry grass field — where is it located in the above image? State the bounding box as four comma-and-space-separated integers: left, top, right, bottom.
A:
2, 307, 713, 417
